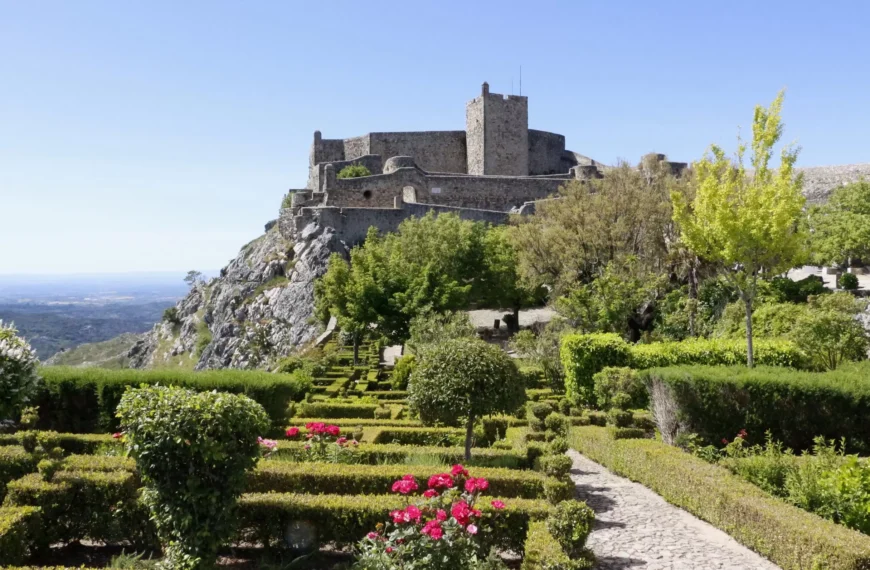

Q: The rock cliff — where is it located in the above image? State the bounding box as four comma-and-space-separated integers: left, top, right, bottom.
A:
127, 222, 346, 370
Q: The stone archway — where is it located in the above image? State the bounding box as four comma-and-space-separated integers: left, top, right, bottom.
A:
402, 186, 418, 203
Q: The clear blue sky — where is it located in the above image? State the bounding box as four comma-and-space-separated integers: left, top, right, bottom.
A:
2, 1, 868, 274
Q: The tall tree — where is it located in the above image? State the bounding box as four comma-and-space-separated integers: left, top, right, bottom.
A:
808, 180, 870, 267
672, 91, 807, 367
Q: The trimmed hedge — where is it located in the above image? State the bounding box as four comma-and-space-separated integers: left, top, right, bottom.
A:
272, 441, 528, 469
521, 520, 593, 569
0, 506, 41, 566
0, 447, 36, 503
0, 433, 115, 455
561, 334, 808, 404
643, 365, 870, 452
247, 461, 554, 500
570, 426, 870, 570
369, 427, 466, 447
288, 417, 423, 428
236, 492, 550, 554
35, 366, 310, 431
298, 402, 379, 419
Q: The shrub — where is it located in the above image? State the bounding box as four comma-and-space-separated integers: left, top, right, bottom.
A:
592, 366, 646, 411
162, 306, 180, 324
606, 409, 633, 428
522, 520, 594, 570
571, 426, 870, 570
297, 402, 379, 419
791, 294, 870, 371
544, 414, 569, 438
643, 365, 870, 452
529, 417, 545, 433
389, 354, 416, 390
770, 275, 831, 303
409, 339, 526, 460
840, 272, 859, 290
0, 506, 41, 566
374, 406, 391, 420
547, 500, 595, 558
35, 367, 310, 432
548, 437, 569, 455
629, 337, 807, 370
0, 446, 36, 503
337, 163, 372, 179
530, 402, 554, 421
534, 455, 572, 479
0, 321, 40, 422
117, 386, 270, 569
560, 333, 631, 404
543, 478, 575, 504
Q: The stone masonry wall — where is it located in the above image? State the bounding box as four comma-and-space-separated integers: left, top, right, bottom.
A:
466, 93, 485, 175
368, 131, 467, 173
529, 129, 567, 175
484, 93, 529, 176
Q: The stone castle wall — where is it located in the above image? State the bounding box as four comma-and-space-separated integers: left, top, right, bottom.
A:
528, 129, 567, 175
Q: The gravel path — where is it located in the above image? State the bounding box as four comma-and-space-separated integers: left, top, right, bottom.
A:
568, 450, 780, 570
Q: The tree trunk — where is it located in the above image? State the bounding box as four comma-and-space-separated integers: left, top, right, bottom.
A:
464, 414, 475, 461
352, 334, 359, 366
743, 296, 754, 368
510, 306, 521, 333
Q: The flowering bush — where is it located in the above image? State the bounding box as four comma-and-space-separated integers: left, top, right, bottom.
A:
355, 464, 508, 569
0, 320, 40, 421
285, 422, 358, 463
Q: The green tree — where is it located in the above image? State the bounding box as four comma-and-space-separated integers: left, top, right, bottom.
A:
672, 91, 808, 367
408, 338, 525, 460
792, 293, 869, 370
809, 180, 870, 267
0, 320, 40, 422
337, 163, 372, 178
509, 318, 573, 393
406, 310, 476, 355
184, 270, 204, 289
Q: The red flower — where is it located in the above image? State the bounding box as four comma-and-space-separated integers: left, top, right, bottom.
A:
386, 547, 394, 553
423, 489, 438, 498
391, 475, 419, 495
737, 429, 748, 439
286, 427, 300, 437
405, 505, 421, 523
451, 464, 469, 477
464, 477, 489, 493
421, 519, 443, 540
337, 436, 348, 446
490, 500, 505, 510
436, 509, 448, 521
451, 500, 475, 526
722, 438, 729, 445
327, 425, 341, 437
427, 473, 454, 490
112, 432, 123, 439
367, 532, 377, 539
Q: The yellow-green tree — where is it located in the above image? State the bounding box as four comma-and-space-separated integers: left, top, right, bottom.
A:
672, 91, 807, 367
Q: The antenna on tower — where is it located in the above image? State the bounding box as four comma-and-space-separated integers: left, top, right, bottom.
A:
519, 65, 522, 95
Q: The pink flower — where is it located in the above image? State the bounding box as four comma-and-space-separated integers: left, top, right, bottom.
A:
405, 505, 421, 523
737, 429, 748, 439
491, 500, 505, 510
351, 439, 359, 446
257, 437, 277, 450
436, 509, 447, 521
451, 464, 469, 477
336, 436, 348, 446
367, 532, 377, 539
451, 500, 474, 526
386, 547, 393, 553
427, 473, 454, 490
465, 477, 490, 493
286, 427, 300, 437
421, 519, 443, 540
303, 444, 311, 450
467, 524, 478, 535
112, 432, 123, 439
423, 489, 438, 498
391, 475, 419, 495
326, 425, 341, 437
722, 438, 729, 445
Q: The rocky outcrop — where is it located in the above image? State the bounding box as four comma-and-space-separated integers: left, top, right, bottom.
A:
798, 164, 870, 205
128, 222, 347, 370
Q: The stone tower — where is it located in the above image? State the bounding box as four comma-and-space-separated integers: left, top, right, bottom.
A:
465, 82, 529, 176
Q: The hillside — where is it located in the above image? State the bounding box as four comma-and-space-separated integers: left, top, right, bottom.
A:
45, 332, 140, 368
127, 220, 347, 370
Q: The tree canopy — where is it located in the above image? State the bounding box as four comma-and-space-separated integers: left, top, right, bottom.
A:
809, 180, 870, 267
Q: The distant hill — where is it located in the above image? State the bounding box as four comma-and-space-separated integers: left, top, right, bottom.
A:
45, 333, 141, 368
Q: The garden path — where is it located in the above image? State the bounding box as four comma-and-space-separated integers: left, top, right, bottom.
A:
568, 450, 780, 570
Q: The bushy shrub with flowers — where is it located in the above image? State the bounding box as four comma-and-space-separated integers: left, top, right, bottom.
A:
0, 320, 40, 422
284, 422, 359, 463
354, 464, 509, 569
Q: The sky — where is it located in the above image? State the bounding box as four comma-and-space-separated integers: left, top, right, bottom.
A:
2, 1, 869, 275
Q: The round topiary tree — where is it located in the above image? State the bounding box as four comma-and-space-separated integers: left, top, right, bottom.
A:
117, 385, 270, 569
0, 320, 40, 423
408, 338, 525, 460
839, 272, 859, 290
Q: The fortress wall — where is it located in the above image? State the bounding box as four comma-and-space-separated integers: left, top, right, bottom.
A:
343, 135, 371, 161
317, 139, 346, 164
419, 174, 567, 211
325, 168, 425, 208
528, 130, 567, 175
368, 131, 467, 173
483, 94, 529, 176
466, 98, 485, 175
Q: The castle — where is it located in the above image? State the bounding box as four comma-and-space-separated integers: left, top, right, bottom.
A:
279, 83, 688, 245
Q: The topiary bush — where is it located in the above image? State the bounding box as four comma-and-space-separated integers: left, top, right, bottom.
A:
0, 321, 40, 422
534, 454, 573, 479
560, 333, 631, 404
839, 272, 859, 290
408, 338, 526, 460
337, 163, 372, 179
546, 500, 595, 558
117, 386, 270, 569
389, 354, 416, 390
544, 414, 570, 438
592, 366, 646, 411
530, 402, 554, 422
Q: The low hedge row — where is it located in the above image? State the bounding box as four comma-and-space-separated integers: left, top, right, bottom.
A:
287, 417, 423, 428
570, 426, 870, 570
0, 506, 41, 566
236, 492, 551, 554
272, 441, 529, 469
643, 365, 870, 452
298, 402, 380, 419
35, 367, 311, 432
521, 520, 593, 570
0, 447, 36, 503
368, 427, 466, 446
561, 333, 807, 403
0, 433, 115, 455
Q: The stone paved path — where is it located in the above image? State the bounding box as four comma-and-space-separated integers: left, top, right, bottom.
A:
568, 450, 780, 570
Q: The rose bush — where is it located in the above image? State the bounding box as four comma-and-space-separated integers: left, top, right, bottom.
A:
354, 464, 508, 569
285, 422, 359, 463
0, 320, 40, 422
